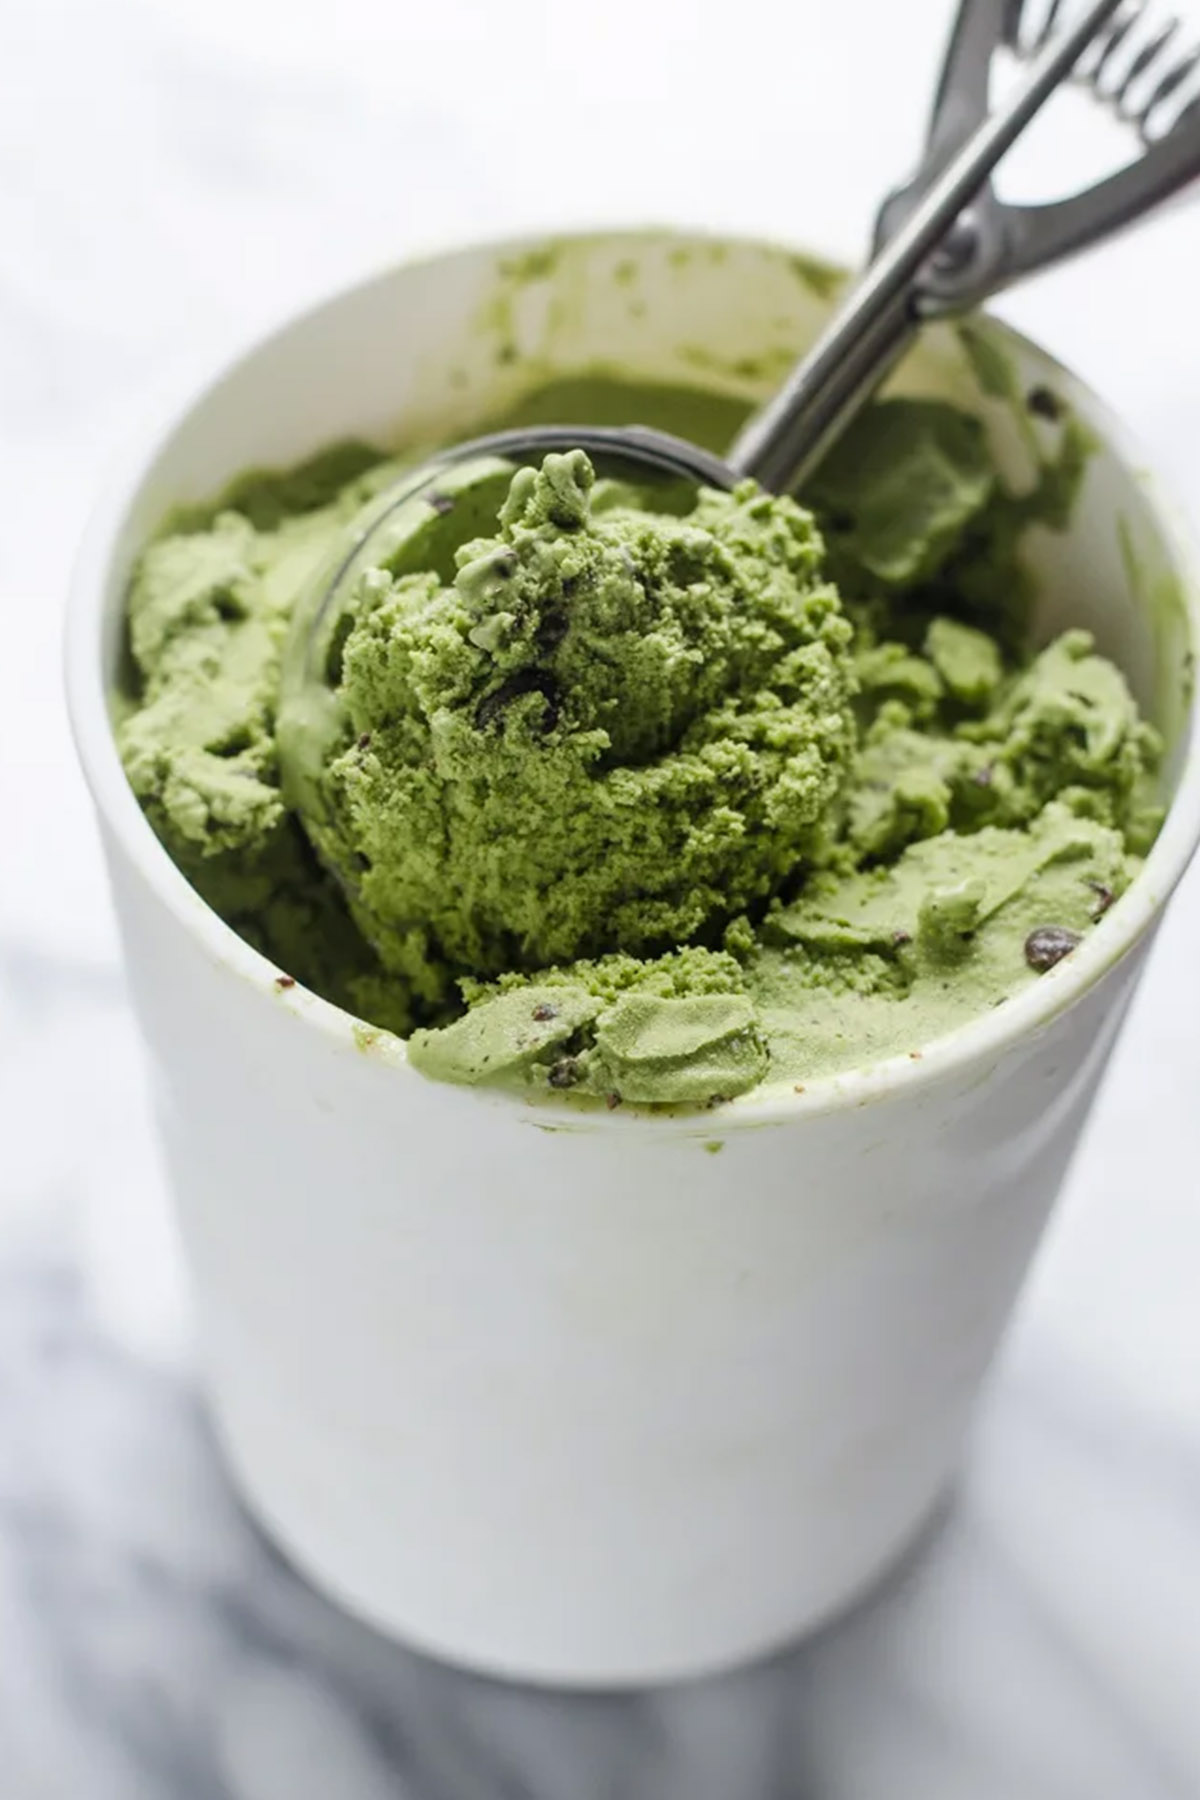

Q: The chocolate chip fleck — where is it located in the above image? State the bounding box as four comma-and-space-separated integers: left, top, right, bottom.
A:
475, 669, 561, 732
606, 1091, 622, 1110
1027, 385, 1063, 422
548, 1057, 583, 1090
274, 975, 296, 991
357, 733, 371, 750
1024, 924, 1081, 972
427, 491, 455, 515
531, 1003, 557, 1022
536, 606, 568, 653
891, 929, 913, 947
1087, 880, 1115, 917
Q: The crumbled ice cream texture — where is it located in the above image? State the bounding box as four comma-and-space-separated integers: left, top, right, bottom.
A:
312, 449, 855, 1008
117, 395, 1163, 1106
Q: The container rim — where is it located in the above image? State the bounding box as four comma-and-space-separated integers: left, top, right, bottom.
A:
65, 221, 1200, 1134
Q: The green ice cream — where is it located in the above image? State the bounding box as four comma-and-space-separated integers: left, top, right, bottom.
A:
117, 380, 1163, 1108
289, 449, 854, 1016
117, 442, 419, 1029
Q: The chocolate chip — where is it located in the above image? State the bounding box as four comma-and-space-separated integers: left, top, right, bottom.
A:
891, 929, 913, 947
357, 733, 371, 750
1087, 880, 1115, 917
531, 1003, 557, 1022
1027, 385, 1063, 422
605, 1091, 622, 1110
475, 669, 561, 732
548, 1057, 582, 1090
274, 975, 296, 991
427, 491, 455, 515
535, 606, 568, 653
1024, 925, 1081, 972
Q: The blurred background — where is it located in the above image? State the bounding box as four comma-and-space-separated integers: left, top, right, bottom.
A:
2, 2, 1199, 1795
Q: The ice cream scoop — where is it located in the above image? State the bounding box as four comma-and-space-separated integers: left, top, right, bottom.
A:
277, 0, 1197, 955
278, 447, 858, 1003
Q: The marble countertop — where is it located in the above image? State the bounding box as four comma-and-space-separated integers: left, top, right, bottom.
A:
3, 0, 1200, 1792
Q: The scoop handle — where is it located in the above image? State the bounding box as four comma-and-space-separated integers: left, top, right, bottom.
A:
726, 0, 1123, 492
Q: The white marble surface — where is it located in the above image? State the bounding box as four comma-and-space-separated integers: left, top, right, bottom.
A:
3, 0, 1200, 1792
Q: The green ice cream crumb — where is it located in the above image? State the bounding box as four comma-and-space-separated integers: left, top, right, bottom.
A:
918, 878, 985, 955
805, 400, 994, 589
115, 374, 1162, 1109
960, 629, 1163, 844
591, 992, 766, 1104
924, 617, 1002, 706
405, 984, 603, 1086
409, 945, 765, 1105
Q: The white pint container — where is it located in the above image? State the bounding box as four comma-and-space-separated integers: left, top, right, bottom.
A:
67, 230, 1200, 1685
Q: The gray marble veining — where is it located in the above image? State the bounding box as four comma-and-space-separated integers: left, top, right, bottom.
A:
0, 1189, 1195, 1800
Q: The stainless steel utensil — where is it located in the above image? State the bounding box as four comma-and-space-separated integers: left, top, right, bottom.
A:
286, 0, 1200, 723
736, 0, 1200, 486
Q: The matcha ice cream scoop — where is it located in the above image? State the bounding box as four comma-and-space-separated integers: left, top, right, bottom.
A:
280, 449, 855, 1013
